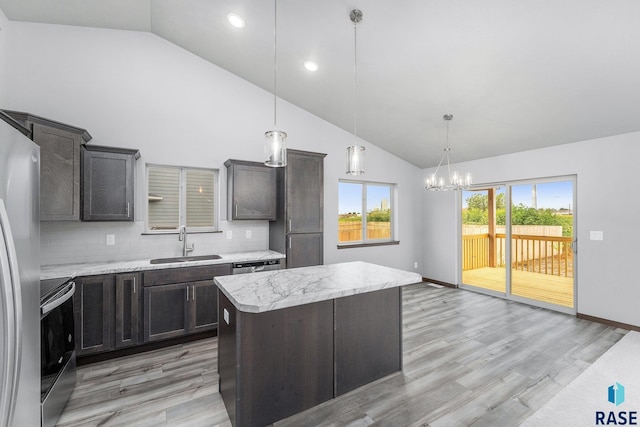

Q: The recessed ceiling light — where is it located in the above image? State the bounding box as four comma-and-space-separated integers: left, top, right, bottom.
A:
227, 13, 246, 29
304, 60, 319, 72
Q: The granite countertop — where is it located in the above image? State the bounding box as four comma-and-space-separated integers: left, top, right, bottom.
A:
41, 250, 286, 280
214, 261, 422, 313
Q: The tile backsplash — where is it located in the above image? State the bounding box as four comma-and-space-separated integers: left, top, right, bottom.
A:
41, 220, 269, 266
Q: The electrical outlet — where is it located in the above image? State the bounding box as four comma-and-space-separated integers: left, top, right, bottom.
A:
226, 230, 233, 240
106, 234, 115, 246
246, 230, 252, 239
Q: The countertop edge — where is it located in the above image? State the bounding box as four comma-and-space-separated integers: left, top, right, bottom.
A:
41, 251, 286, 280
215, 262, 422, 313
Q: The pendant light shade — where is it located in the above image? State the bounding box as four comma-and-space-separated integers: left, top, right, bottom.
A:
265, 129, 287, 167
346, 9, 365, 175
264, 0, 287, 167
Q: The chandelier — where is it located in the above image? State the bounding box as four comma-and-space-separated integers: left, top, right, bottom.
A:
264, 0, 287, 167
425, 114, 471, 191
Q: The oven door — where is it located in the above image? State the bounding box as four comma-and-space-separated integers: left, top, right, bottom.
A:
40, 280, 76, 427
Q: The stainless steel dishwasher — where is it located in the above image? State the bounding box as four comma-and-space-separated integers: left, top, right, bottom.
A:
232, 259, 281, 274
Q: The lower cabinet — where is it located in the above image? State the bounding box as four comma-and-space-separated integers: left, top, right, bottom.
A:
74, 274, 114, 356
143, 279, 218, 342
115, 273, 141, 349
142, 264, 231, 343
75, 272, 141, 356
74, 264, 230, 357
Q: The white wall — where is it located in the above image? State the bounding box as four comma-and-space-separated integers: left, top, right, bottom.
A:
422, 133, 640, 327
4, 22, 423, 272
0, 8, 10, 104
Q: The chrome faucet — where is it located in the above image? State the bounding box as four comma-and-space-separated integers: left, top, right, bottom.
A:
178, 225, 195, 257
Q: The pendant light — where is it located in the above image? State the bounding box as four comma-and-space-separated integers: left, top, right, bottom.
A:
346, 9, 365, 175
425, 114, 472, 191
264, 0, 287, 167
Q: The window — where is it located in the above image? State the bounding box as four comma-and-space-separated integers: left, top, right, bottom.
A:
146, 165, 218, 232
338, 180, 395, 246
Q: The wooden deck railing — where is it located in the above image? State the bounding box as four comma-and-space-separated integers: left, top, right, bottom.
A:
463, 233, 573, 277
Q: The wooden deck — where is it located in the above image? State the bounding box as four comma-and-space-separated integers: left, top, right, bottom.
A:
462, 267, 574, 308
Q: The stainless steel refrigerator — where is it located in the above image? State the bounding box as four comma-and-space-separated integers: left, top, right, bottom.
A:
0, 112, 40, 427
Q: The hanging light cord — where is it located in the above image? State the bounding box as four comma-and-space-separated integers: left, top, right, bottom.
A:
273, 0, 278, 129
353, 13, 358, 145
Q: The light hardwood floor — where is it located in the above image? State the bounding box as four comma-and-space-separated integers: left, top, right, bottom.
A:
57, 283, 625, 427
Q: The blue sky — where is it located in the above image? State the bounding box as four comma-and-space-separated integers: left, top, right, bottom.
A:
463, 180, 573, 210
339, 182, 390, 214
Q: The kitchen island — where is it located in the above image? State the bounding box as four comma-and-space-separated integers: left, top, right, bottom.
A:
214, 261, 422, 427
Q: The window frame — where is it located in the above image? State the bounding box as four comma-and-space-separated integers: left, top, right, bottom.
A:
338, 179, 398, 248
145, 164, 220, 234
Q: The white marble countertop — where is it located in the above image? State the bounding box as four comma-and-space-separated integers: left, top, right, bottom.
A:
214, 261, 422, 313
40, 250, 286, 280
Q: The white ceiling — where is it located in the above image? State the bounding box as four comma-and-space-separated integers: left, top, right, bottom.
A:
2, 0, 640, 168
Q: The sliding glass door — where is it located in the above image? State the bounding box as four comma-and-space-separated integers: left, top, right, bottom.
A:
509, 180, 575, 309
460, 177, 576, 313
461, 187, 506, 294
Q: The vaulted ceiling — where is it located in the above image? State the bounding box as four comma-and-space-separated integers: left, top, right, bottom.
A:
2, 0, 640, 168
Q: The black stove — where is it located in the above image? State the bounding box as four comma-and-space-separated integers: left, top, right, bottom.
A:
40, 277, 72, 304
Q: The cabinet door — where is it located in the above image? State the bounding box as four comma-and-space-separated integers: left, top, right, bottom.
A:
227, 161, 276, 220
190, 280, 218, 333
75, 275, 114, 355
82, 148, 135, 221
34, 124, 82, 221
286, 151, 324, 233
143, 283, 189, 342
287, 233, 323, 268
115, 273, 140, 349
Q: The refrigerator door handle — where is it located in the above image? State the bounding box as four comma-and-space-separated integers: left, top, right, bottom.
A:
0, 199, 22, 427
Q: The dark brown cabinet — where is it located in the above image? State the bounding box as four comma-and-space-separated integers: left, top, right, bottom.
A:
269, 149, 326, 268
82, 145, 139, 221
143, 264, 231, 343
0, 110, 92, 221
286, 233, 324, 268
74, 274, 114, 356
75, 272, 142, 356
115, 273, 141, 349
225, 159, 276, 220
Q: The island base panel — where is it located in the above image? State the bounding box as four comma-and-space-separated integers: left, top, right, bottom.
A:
335, 287, 402, 396
218, 291, 334, 427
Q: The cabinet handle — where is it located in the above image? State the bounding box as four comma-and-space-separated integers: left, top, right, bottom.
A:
235, 204, 238, 218
289, 219, 292, 232
133, 277, 136, 294
192, 285, 196, 302
289, 237, 292, 250
186, 287, 189, 302
127, 203, 130, 218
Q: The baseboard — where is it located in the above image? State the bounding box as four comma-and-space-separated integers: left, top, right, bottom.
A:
577, 313, 640, 332
422, 277, 457, 289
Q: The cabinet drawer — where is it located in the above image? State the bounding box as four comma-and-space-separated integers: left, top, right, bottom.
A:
143, 264, 232, 287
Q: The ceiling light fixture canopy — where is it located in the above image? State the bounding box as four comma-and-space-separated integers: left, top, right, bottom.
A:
425, 114, 472, 191
264, 0, 287, 167
346, 9, 365, 175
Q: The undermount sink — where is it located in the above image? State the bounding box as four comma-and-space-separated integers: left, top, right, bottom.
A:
149, 254, 222, 264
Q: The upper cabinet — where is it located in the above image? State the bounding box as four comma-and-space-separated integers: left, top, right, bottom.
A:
81, 145, 140, 221
269, 149, 326, 268
1, 109, 92, 221
225, 159, 276, 221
